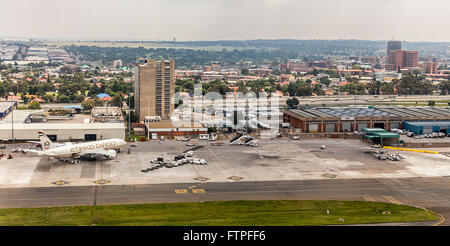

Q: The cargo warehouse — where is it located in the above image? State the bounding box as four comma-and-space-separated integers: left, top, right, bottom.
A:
283, 106, 450, 133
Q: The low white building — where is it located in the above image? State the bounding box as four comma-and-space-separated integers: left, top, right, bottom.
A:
0, 109, 125, 141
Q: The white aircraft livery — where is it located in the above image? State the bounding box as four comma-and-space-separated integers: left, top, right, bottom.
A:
25, 131, 127, 164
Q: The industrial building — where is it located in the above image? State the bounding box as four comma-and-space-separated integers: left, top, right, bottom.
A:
283, 106, 450, 133
403, 121, 450, 135
0, 107, 125, 141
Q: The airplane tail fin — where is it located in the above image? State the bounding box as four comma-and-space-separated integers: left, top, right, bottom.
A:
38, 131, 56, 150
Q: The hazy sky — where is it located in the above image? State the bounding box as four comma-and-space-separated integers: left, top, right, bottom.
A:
1, 0, 449, 42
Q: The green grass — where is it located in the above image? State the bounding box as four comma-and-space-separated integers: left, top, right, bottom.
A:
0, 200, 439, 226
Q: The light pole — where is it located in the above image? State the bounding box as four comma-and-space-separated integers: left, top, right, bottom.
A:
11, 104, 14, 143
127, 94, 131, 154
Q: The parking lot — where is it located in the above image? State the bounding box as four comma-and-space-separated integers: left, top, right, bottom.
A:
1, 138, 450, 188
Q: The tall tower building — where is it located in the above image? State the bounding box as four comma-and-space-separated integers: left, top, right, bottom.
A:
387, 40, 402, 55
134, 58, 175, 122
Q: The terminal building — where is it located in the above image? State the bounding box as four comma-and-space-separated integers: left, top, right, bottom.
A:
283, 106, 450, 133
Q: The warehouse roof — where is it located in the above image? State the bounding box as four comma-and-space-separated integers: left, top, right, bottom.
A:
286, 106, 450, 119
362, 128, 387, 133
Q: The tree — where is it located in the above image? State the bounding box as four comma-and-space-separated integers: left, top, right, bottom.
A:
295, 85, 313, 96
439, 80, 450, 95
112, 94, 124, 108
286, 97, 299, 109
241, 68, 249, 75
42, 94, 54, 102
82, 98, 103, 112
28, 101, 41, 109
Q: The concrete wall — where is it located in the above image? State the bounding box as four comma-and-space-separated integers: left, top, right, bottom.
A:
403, 141, 450, 148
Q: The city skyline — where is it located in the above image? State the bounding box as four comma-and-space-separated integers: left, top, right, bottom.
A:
1, 0, 450, 42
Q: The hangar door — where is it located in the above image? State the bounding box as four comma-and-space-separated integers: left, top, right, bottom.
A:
423, 127, 433, 134
357, 123, 368, 131
342, 123, 352, 132
84, 134, 97, 142
325, 124, 335, 132
309, 124, 318, 133
374, 123, 385, 129
390, 123, 400, 129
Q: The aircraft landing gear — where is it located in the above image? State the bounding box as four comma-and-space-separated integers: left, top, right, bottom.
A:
116, 148, 121, 153
70, 159, 80, 164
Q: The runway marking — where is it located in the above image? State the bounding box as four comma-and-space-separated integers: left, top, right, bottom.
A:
51, 180, 69, 186
432, 211, 446, 226
228, 176, 244, 181
99, 161, 103, 180
382, 195, 402, 205
322, 173, 337, 178
94, 179, 111, 185
205, 146, 221, 163
194, 176, 210, 182
191, 189, 205, 194
60, 163, 66, 181
174, 189, 188, 194
206, 145, 243, 182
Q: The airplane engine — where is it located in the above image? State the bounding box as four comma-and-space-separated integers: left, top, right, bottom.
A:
106, 150, 117, 159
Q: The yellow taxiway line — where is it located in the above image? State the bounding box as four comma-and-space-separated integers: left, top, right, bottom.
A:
383, 146, 439, 154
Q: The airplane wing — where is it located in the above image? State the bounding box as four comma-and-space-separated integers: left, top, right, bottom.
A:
26, 141, 41, 145
22, 149, 45, 154
26, 141, 66, 147
80, 148, 117, 160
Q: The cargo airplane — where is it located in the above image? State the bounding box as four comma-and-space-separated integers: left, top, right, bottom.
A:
24, 131, 127, 164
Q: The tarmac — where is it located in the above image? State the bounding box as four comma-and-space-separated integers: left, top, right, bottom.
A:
1, 138, 450, 225
1, 139, 450, 188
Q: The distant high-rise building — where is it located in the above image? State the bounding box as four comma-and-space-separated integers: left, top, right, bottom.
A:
134, 58, 175, 122
387, 50, 418, 71
387, 40, 402, 55
402, 51, 418, 68
424, 62, 438, 74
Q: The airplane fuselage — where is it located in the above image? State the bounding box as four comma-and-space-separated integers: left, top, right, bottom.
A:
41, 138, 127, 158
